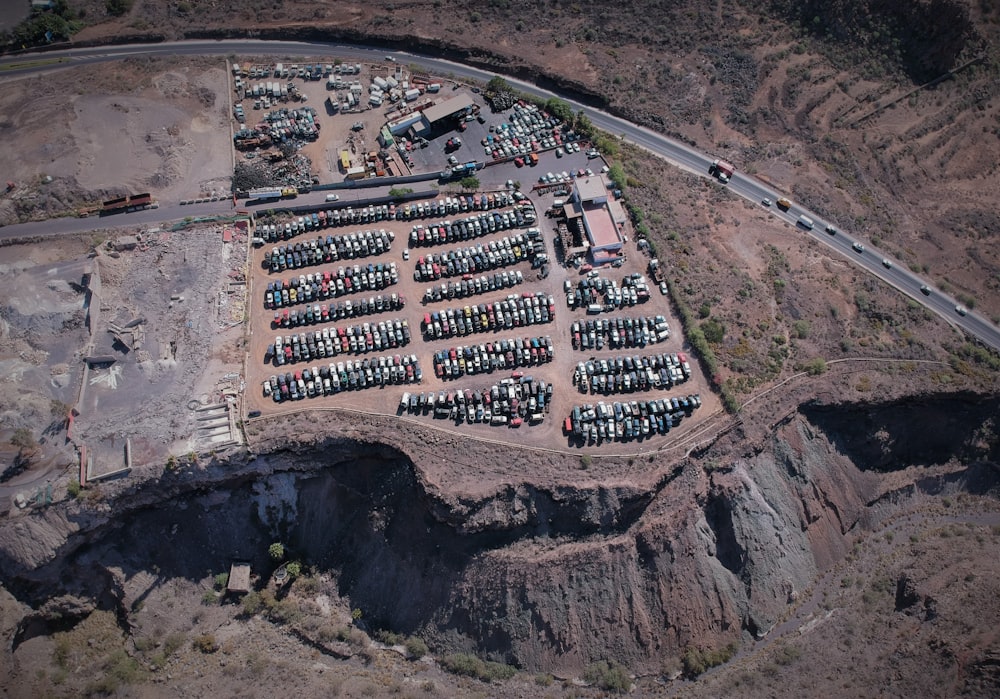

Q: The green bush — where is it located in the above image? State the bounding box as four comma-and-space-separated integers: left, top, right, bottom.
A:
802, 357, 827, 375
268, 542, 285, 561
405, 636, 428, 659
105, 0, 132, 16
682, 643, 737, 677
701, 318, 725, 344
192, 634, 218, 653
285, 561, 301, 579
375, 629, 406, 646
242, 591, 264, 616
213, 572, 229, 590
67, 479, 82, 498
584, 660, 632, 693
440, 653, 516, 682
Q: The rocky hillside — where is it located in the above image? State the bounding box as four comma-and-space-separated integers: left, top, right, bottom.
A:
1, 393, 997, 692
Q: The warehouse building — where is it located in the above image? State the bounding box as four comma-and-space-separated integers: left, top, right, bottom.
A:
411, 92, 476, 137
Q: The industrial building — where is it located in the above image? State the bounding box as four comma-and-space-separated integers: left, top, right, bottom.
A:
410, 92, 476, 137
564, 176, 627, 264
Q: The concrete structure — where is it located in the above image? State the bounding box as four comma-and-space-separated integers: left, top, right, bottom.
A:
227, 562, 252, 594
567, 176, 626, 264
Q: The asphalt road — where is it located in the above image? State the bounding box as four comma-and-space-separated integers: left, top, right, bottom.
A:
2, 39, 998, 351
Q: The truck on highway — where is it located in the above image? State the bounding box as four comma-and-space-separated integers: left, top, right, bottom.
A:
776, 197, 792, 210
710, 159, 735, 183
797, 214, 814, 230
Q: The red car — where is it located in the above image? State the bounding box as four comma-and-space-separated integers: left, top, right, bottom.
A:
514, 156, 524, 167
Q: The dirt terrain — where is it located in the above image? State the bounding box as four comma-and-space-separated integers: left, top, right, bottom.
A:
0, 0, 999, 696
0, 56, 232, 224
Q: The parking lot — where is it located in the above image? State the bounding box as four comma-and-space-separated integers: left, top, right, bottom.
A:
239, 71, 718, 452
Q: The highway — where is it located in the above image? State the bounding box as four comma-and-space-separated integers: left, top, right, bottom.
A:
1, 40, 998, 352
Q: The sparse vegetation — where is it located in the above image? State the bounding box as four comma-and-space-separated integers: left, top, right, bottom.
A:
682, 642, 738, 677
440, 653, 517, 682
192, 634, 219, 653
584, 659, 632, 693
405, 636, 428, 659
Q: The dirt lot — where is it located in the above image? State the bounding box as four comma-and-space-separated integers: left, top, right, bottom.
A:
0, 57, 232, 225
0, 221, 248, 509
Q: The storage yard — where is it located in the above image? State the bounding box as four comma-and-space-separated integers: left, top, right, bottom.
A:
235, 56, 718, 451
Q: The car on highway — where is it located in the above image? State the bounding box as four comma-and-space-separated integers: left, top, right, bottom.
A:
762, 198, 772, 207
882, 258, 892, 269
852, 242, 865, 253
920, 285, 931, 295
956, 305, 968, 316
825, 225, 837, 235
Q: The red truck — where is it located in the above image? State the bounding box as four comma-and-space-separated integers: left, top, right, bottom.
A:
711, 159, 734, 183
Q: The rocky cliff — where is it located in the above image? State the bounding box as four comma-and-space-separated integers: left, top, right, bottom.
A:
0, 394, 997, 676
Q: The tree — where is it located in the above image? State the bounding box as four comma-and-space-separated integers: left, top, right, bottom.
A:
459, 176, 480, 191
285, 561, 301, 578
486, 76, 512, 94
11, 428, 35, 450
544, 98, 573, 124
575, 111, 594, 137
268, 542, 285, 561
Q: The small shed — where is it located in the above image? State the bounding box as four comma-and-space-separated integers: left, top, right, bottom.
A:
227, 562, 251, 594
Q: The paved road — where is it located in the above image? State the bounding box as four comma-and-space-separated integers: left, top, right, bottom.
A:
2, 40, 998, 351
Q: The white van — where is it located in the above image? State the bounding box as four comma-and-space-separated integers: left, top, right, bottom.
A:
325, 194, 340, 202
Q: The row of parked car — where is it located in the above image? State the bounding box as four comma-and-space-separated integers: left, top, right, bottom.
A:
407, 207, 535, 248
433, 336, 554, 379
264, 262, 400, 309
413, 233, 538, 282
422, 293, 556, 339
269, 318, 411, 365
401, 375, 552, 426
271, 293, 405, 328
571, 316, 670, 350
566, 272, 652, 310
566, 395, 702, 443
573, 352, 692, 394
423, 270, 524, 304
263, 354, 422, 402
255, 194, 529, 249
266, 229, 395, 272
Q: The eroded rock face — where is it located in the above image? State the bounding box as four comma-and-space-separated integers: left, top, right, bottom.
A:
0, 395, 996, 675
